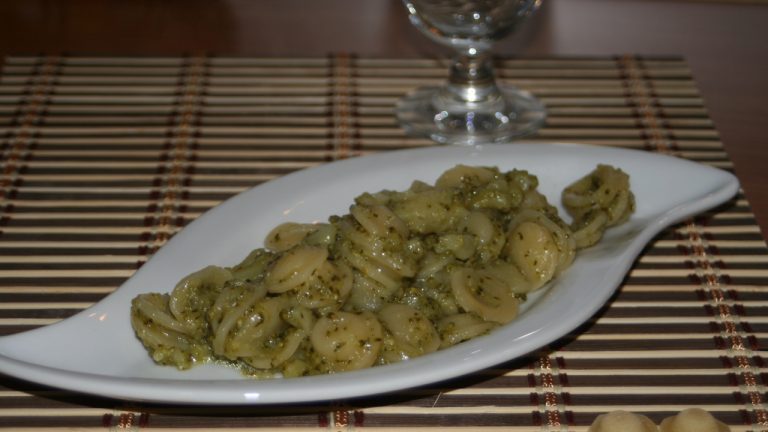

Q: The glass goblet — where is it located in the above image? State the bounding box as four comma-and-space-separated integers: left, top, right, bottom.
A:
396, 0, 546, 145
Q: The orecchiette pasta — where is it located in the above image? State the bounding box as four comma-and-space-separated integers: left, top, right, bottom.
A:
264, 246, 328, 293
211, 285, 277, 359
588, 408, 730, 432
437, 313, 496, 348
131, 163, 634, 377
450, 267, 520, 324
265, 222, 318, 252
507, 209, 576, 277
378, 303, 440, 362
562, 164, 636, 248
131, 293, 210, 368
588, 410, 658, 432
659, 408, 730, 432
168, 265, 234, 338
310, 311, 383, 373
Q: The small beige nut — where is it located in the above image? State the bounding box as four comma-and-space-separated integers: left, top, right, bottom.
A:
659, 408, 730, 432
589, 410, 658, 432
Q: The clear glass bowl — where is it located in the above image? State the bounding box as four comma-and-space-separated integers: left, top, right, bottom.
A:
396, 0, 546, 145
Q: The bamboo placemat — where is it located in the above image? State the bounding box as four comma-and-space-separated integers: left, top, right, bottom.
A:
0, 55, 766, 431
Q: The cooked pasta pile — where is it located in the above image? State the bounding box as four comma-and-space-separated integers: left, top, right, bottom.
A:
131, 164, 635, 377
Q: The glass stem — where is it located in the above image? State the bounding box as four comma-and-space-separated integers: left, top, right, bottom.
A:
435, 53, 504, 112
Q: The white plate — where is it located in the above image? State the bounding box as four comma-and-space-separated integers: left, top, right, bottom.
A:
0, 143, 738, 404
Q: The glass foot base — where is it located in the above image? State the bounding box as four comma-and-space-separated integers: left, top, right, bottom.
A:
396, 86, 546, 145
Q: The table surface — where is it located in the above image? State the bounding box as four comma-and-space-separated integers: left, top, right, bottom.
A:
1, 0, 766, 239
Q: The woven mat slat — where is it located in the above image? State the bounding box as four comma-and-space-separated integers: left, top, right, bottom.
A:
0, 54, 767, 431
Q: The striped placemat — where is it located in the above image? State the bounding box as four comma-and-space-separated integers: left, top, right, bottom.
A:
0, 55, 766, 431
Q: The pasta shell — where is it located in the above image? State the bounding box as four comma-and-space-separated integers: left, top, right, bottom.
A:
212, 290, 283, 358
168, 265, 233, 337
208, 280, 266, 336
134, 293, 194, 336
563, 164, 636, 233
505, 221, 559, 290
340, 242, 402, 291
659, 408, 730, 432
450, 267, 520, 324
481, 262, 532, 295
130, 293, 211, 369
310, 311, 384, 372
294, 260, 353, 311
437, 313, 496, 348
571, 210, 609, 249
281, 305, 316, 333
378, 303, 440, 359
265, 222, 318, 252
507, 209, 575, 275
229, 248, 276, 281
344, 271, 394, 312
265, 246, 328, 293
435, 164, 496, 189
588, 410, 658, 432
351, 204, 409, 239
242, 328, 307, 370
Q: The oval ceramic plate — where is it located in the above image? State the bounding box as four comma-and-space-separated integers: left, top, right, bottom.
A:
0, 143, 738, 404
